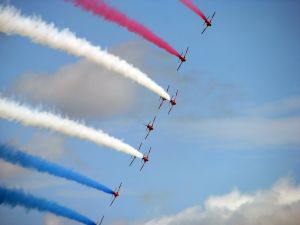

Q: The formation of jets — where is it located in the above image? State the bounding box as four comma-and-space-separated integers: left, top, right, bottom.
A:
100, 9, 216, 225
176, 12, 216, 71
158, 85, 179, 115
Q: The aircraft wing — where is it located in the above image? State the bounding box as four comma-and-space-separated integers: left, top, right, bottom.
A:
97, 216, 104, 225
110, 196, 116, 206
140, 161, 146, 171
211, 11, 216, 20
158, 100, 164, 109
129, 156, 136, 166
177, 61, 183, 71
145, 130, 151, 140
168, 105, 174, 115
201, 26, 208, 34
152, 116, 156, 125
184, 47, 189, 57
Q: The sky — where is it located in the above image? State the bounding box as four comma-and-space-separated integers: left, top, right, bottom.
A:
1, 0, 300, 224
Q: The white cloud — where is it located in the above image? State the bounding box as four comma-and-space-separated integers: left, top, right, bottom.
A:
44, 214, 72, 225
251, 96, 300, 117
271, 178, 300, 205
11, 59, 136, 118
174, 96, 300, 150
140, 177, 300, 225
44, 214, 64, 225
191, 116, 300, 149
205, 189, 253, 211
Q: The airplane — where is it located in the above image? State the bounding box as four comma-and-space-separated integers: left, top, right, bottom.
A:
158, 85, 170, 109
96, 216, 104, 225
202, 11, 216, 34
140, 147, 151, 171
129, 143, 143, 166
144, 115, 157, 140
129, 145, 151, 171
177, 47, 189, 71
110, 182, 122, 206
168, 89, 179, 115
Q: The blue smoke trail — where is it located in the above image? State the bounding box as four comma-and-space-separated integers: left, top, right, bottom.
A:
0, 144, 114, 195
0, 185, 95, 225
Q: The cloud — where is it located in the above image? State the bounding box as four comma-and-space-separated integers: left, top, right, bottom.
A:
189, 116, 300, 149
140, 177, 300, 225
9, 40, 160, 119
44, 214, 64, 225
250, 96, 300, 117
22, 132, 67, 160
44, 214, 72, 225
172, 96, 300, 150
11, 59, 136, 118
205, 189, 253, 211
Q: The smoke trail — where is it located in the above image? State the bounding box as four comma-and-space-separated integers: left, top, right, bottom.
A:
0, 97, 143, 158
67, 0, 182, 59
0, 185, 96, 225
0, 144, 114, 195
180, 0, 208, 22
0, 5, 170, 100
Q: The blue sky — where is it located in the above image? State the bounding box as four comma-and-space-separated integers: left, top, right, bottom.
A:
1, 0, 300, 224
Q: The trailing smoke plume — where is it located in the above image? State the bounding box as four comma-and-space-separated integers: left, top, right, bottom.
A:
0, 5, 170, 100
180, 0, 208, 21
0, 144, 114, 195
68, 0, 181, 59
0, 185, 96, 225
0, 97, 143, 158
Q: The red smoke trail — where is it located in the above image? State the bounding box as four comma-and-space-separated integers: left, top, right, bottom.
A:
68, 0, 182, 58
180, 0, 208, 22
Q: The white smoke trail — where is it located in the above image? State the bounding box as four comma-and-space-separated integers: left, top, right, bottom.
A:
0, 97, 143, 158
0, 5, 170, 100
